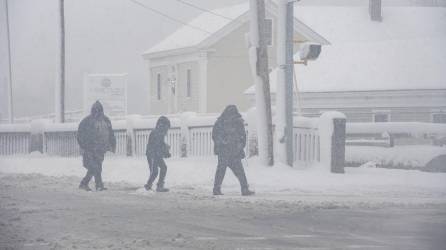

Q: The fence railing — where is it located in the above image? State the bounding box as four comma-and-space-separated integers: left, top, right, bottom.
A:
44, 131, 79, 157
188, 126, 214, 157
293, 127, 320, 163
0, 112, 347, 172
346, 122, 446, 147
0, 132, 30, 155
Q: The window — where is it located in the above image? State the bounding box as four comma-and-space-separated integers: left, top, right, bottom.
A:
374, 113, 389, 122
156, 73, 161, 100
432, 113, 446, 123
265, 19, 273, 46
186, 69, 192, 98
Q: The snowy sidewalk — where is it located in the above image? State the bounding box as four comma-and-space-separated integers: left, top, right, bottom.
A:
1, 154, 445, 206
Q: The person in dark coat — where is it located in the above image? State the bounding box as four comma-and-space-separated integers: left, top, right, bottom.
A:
212, 105, 254, 196
144, 116, 171, 192
77, 101, 116, 191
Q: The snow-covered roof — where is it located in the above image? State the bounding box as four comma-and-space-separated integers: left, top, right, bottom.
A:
246, 6, 446, 93
144, 3, 248, 56
143, 1, 329, 58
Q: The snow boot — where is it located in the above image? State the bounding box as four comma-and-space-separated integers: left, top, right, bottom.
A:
156, 186, 170, 192
156, 182, 169, 193
241, 187, 255, 196
79, 183, 92, 192
96, 184, 107, 191
144, 184, 152, 191
156, 183, 169, 192
213, 187, 223, 196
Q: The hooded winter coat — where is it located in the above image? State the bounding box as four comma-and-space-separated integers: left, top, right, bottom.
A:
212, 105, 246, 159
77, 101, 116, 154
146, 116, 171, 159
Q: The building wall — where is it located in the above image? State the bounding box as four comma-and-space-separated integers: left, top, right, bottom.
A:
207, 15, 279, 113
146, 10, 311, 114
248, 89, 446, 123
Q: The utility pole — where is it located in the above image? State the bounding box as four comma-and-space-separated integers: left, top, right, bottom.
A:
5, 0, 13, 123
248, 0, 274, 166
276, 0, 295, 166
56, 0, 65, 123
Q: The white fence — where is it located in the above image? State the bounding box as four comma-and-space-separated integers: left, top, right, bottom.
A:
188, 126, 214, 157
0, 132, 30, 155
293, 127, 320, 163
0, 113, 348, 171
133, 128, 183, 158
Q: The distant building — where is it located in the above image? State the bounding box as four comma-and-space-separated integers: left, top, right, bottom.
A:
245, 1, 446, 123
142, 1, 329, 114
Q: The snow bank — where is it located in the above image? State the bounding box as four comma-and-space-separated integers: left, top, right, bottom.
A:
1, 155, 445, 203
346, 145, 446, 169
347, 122, 446, 136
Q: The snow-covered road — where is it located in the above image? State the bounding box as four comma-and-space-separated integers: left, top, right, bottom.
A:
1, 173, 445, 250
1, 154, 445, 205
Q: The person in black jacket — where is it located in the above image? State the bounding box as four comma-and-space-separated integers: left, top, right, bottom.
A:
212, 105, 254, 196
77, 101, 116, 191
144, 116, 171, 192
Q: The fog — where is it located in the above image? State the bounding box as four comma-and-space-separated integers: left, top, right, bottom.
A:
0, 0, 244, 118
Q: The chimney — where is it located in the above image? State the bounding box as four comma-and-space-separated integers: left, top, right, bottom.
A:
369, 0, 382, 22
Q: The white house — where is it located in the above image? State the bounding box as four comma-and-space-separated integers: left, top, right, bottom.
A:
142, 1, 329, 115
245, 1, 446, 123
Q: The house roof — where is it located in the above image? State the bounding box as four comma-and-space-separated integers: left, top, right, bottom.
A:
143, 1, 330, 59
245, 6, 446, 93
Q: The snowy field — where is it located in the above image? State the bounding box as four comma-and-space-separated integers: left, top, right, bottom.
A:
1, 153, 445, 206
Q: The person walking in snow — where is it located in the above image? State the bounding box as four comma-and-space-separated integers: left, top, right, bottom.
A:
144, 116, 171, 192
77, 101, 116, 191
212, 105, 254, 196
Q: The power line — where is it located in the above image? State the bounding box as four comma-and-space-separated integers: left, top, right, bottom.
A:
173, 0, 235, 22
128, 0, 212, 35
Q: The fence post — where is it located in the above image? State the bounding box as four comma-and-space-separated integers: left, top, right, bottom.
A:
319, 112, 346, 173
331, 118, 346, 173
246, 107, 259, 157
126, 115, 140, 157
29, 119, 49, 153
179, 112, 194, 158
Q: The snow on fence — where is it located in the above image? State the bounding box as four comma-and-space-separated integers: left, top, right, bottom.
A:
0, 112, 347, 172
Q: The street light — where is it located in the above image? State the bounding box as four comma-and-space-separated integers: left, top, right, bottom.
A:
295, 42, 322, 65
